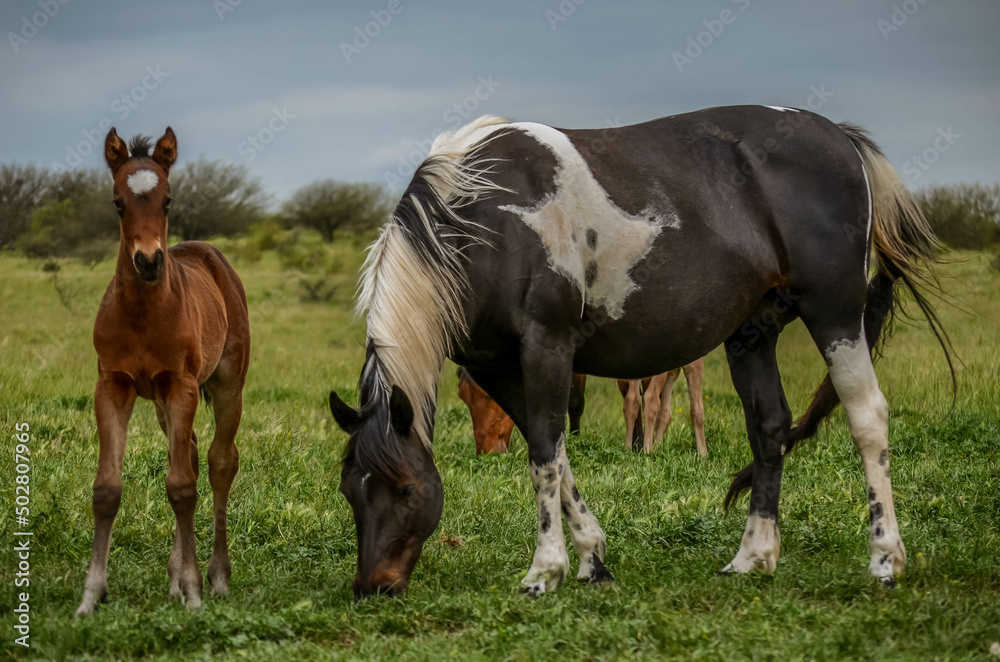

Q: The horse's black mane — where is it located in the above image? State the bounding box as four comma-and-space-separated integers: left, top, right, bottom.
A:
128, 135, 153, 159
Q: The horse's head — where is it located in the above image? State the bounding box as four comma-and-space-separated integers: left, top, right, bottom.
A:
457, 369, 515, 454
104, 127, 177, 283
329, 386, 443, 600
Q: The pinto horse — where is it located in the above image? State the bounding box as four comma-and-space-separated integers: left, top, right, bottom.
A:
77, 128, 250, 614
329, 107, 948, 598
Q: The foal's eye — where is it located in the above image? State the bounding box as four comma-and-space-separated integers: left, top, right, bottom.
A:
163, 196, 172, 212
113, 199, 124, 215
400, 485, 415, 499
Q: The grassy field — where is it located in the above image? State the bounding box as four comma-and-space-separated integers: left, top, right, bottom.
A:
1, 245, 998, 661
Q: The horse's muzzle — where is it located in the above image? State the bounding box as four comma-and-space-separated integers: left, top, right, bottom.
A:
133, 249, 164, 282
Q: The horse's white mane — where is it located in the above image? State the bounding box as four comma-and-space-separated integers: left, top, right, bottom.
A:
357, 115, 511, 448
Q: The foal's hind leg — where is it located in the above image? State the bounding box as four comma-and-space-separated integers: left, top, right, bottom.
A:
721, 330, 791, 574
204, 379, 242, 596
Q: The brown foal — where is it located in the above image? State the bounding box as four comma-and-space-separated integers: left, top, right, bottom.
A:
76, 128, 250, 615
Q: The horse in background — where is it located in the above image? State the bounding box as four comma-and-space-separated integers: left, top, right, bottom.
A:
77, 128, 250, 615
458, 368, 586, 454
458, 364, 706, 455
618, 358, 707, 455
329, 108, 949, 598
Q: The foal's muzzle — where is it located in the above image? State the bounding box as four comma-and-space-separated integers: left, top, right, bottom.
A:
133, 249, 164, 282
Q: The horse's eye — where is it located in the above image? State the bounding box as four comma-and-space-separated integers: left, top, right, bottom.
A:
113, 199, 124, 215
400, 485, 415, 499
163, 196, 172, 211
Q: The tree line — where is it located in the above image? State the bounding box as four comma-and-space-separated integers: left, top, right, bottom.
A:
0, 159, 392, 261
1, 160, 997, 261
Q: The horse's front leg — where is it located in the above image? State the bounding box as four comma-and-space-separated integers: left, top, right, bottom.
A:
77, 373, 136, 616
520, 331, 610, 595
156, 372, 203, 609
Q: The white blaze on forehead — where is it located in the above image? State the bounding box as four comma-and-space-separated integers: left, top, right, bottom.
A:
127, 170, 159, 195
499, 122, 676, 319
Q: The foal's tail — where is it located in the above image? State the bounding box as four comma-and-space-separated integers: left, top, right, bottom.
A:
724, 123, 955, 510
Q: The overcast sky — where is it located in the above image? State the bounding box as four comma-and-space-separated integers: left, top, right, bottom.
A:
1, 0, 997, 202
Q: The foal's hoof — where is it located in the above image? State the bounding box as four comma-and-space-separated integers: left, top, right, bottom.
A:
207, 560, 232, 597
75, 586, 108, 617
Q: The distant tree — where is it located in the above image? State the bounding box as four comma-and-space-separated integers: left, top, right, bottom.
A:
17, 199, 86, 258
168, 159, 269, 240
281, 180, 391, 242
45, 168, 119, 241
916, 183, 1000, 250
0, 164, 48, 248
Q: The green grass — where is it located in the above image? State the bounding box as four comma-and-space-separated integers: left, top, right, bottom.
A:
1, 247, 998, 661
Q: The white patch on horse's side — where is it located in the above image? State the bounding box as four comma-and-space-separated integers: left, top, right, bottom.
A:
722, 513, 780, 574
499, 122, 675, 320
127, 170, 159, 195
850, 143, 874, 275
763, 105, 800, 113
522, 435, 571, 597
824, 334, 906, 583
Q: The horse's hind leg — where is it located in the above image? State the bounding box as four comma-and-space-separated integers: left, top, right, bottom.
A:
722, 328, 791, 574
619, 379, 643, 451
77, 374, 136, 616
204, 367, 245, 596
650, 370, 680, 451
683, 360, 708, 456
806, 322, 905, 585
568, 374, 587, 435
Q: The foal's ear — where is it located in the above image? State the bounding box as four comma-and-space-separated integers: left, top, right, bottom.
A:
329, 391, 363, 433
104, 128, 130, 174
152, 127, 177, 173
389, 386, 415, 436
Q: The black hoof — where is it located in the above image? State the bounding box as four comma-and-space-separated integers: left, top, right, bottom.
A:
878, 576, 896, 589
587, 556, 615, 584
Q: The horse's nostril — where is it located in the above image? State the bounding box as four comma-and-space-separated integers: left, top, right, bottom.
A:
133, 249, 163, 281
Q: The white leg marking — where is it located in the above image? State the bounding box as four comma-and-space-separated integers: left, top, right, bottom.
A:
558, 446, 610, 582
722, 513, 781, 574
522, 436, 570, 597
826, 335, 905, 584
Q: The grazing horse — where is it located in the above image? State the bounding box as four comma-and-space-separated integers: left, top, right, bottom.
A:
77, 128, 250, 614
458, 368, 586, 453
329, 107, 948, 598
617, 358, 707, 455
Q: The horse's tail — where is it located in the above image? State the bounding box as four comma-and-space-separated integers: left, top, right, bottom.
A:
724, 123, 954, 510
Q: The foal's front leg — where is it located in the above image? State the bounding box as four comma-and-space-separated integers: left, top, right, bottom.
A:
157, 373, 203, 608
77, 374, 136, 616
